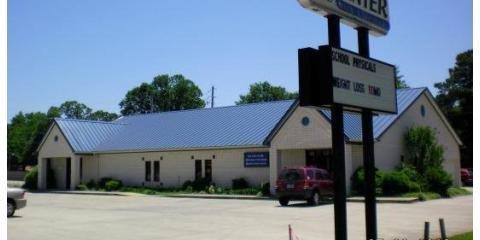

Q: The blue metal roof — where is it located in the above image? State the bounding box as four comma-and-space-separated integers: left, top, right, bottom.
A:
94, 100, 295, 152
55, 118, 126, 153
320, 87, 426, 141
53, 88, 426, 153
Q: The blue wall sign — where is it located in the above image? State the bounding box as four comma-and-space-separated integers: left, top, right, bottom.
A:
244, 152, 269, 168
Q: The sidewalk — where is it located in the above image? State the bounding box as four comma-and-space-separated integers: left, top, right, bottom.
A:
30, 190, 143, 197
167, 193, 272, 200
27, 190, 421, 203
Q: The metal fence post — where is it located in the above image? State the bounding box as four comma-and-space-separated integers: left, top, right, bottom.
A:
424, 221, 430, 240
439, 218, 447, 240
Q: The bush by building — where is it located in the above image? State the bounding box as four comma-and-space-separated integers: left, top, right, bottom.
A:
424, 167, 453, 196
232, 178, 249, 190
381, 171, 412, 196
351, 167, 383, 195
23, 166, 38, 190
105, 179, 123, 191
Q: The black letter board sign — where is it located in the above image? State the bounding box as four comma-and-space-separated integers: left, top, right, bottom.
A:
299, 46, 397, 114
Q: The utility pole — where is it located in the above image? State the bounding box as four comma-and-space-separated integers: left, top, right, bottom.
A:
211, 86, 215, 108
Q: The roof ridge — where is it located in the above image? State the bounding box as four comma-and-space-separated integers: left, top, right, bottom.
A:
55, 118, 126, 125
120, 99, 296, 119
397, 87, 428, 91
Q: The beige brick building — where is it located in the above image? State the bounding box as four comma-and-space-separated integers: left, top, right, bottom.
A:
36, 88, 462, 193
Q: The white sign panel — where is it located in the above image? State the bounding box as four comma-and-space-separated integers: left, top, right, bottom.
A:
297, 0, 390, 36
331, 47, 396, 113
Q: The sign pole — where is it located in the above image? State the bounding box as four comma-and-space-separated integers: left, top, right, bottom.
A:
357, 27, 378, 240
327, 14, 348, 240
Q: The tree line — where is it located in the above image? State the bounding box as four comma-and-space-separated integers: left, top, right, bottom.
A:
7, 50, 472, 168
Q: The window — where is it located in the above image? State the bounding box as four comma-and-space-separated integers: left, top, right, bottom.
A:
80, 158, 83, 181
322, 171, 331, 180
301, 116, 310, 126
195, 160, 202, 181
145, 161, 151, 182
204, 160, 212, 182
279, 169, 304, 181
420, 105, 426, 117
54, 135, 59, 142
315, 171, 323, 180
306, 170, 314, 180
153, 161, 160, 182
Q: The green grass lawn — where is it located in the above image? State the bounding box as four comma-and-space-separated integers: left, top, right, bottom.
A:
449, 232, 473, 240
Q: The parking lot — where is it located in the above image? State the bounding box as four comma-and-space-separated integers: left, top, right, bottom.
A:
8, 193, 472, 240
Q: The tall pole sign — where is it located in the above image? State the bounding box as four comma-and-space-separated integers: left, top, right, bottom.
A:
298, 0, 390, 36
296, 1, 395, 240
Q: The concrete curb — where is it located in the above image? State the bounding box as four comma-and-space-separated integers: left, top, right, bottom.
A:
347, 197, 419, 204
167, 194, 273, 201
29, 190, 132, 197
26, 191, 420, 203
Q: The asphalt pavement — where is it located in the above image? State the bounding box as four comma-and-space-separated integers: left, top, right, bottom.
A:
8, 193, 472, 240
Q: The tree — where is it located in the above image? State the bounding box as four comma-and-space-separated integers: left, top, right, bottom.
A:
7, 102, 118, 167
434, 49, 472, 167
7, 108, 60, 166
395, 66, 409, 89
87, 111, 119, 121
120, 74, 206, 115
404, 126, 444, 174
59, 101, 92, 119
58, 101, 118, 121
236, 81, 298, 105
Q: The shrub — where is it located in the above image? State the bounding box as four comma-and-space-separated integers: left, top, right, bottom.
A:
408, 182, 421, 193
23, 166, 38, 190
382, 171, 411, 196
398, 165, 421, 183
424, 167, 452, 196
404, 126, 445, 174
185, 186, 193, 193
261, 182, 271, 196
351, 167, 384, 195
193, 178, 212, 191
182, 178, 212, 191
215, 187, 224, 194
86, 180, 98, 189
232, 178, 250, 190
76, 184, 88, 191
182, 180, 193, 190
230, 187, 261, 195
98, 177, 114, 188
447, 187, 471, 198
207, 185, 216, 194
104, 179, 123, 191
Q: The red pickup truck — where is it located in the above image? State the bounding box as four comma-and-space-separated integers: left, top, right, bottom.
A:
275, 167, 334, 206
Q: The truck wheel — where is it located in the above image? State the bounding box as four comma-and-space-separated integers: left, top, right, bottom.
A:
308, 192, 320, 206
279, 198, 289, 206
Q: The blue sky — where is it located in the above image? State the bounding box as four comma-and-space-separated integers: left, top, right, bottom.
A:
8, 0, 472, 120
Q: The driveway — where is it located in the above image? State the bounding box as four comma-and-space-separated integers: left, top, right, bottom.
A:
8, 193, 472, 240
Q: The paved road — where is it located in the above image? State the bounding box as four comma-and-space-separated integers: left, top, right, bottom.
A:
8, 193, 472, 240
